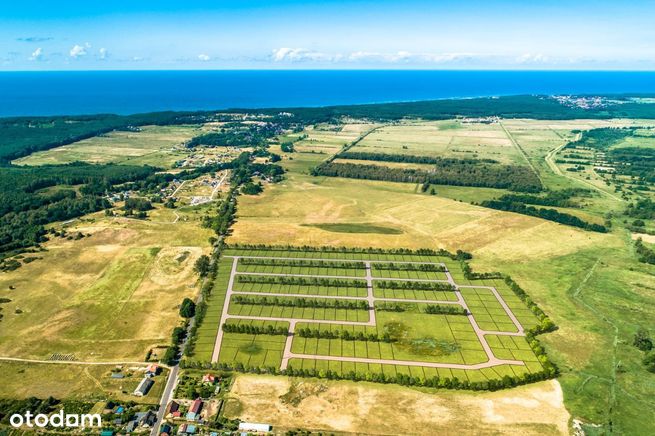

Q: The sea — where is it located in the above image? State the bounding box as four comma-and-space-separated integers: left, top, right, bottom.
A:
1, 70, 655, 117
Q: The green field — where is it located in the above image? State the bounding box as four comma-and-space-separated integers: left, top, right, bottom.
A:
201, 247, 546, 385
353, 120, 527, 165
13, 125, 202, 167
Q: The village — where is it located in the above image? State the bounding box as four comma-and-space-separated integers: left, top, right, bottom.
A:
95, 367, 272, 436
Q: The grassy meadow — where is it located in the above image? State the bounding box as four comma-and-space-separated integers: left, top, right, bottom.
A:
0, 204, 213, 361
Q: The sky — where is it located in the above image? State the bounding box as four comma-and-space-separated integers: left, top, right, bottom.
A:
2, 0, 655, 71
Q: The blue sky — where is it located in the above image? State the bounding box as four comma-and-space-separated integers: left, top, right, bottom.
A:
2, 0, 655, 70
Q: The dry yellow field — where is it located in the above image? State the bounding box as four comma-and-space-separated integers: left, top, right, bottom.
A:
225, 374, 570, 435
229, 173, 616, 263
0, 205, 213, 360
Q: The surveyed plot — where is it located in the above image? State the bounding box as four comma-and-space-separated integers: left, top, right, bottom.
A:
189, 246, 553, 385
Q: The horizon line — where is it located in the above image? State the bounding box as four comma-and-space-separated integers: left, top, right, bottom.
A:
3, 68, 655, 73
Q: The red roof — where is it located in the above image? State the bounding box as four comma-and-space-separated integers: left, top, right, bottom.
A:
189, 398, 203, 414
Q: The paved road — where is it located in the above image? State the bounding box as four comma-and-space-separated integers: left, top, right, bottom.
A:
212, 255, 528, 371
150, 365, 179, 436
235, 270, 451, 284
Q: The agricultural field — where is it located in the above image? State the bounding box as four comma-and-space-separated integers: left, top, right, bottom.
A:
352, 120, 526, 165
12, 125, 202, 168
201, 247, 547, 385
0, 203, 213, 361
225, 118, 655, 434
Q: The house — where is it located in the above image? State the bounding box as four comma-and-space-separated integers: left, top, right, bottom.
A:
201, 373, 216, 384
238, 422, 272, 433
137, 410, 157, 427
115, 406, 124, 414
125, 420, 137, 433
146, 363, 159, 376
100, 430, 114, 436
165, 400, 180, 417
186, 398, 202, 421
161, 424, 172, 436
111, 373, 124, 379
133, 377, 154, 396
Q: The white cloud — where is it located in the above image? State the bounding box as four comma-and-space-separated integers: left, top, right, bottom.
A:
516, 53, 549, 64
348, 51, 477, 64
270, 48, 481, 65
29, 47, 43, 61
98, 48, 108, 60
198, 54, 210, 61
271, 48, 336, 62
70, 43, 91, 58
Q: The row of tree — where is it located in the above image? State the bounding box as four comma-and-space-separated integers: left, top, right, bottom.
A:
239, 258, 366, 269
222, 323, 289, 336
338, 151, 498, 165
312, 160, 542, 192
232, 295, 369, 310
236, 275, 368, 288
181, 359, 557, 392
376, 280, 455, 291
296, 327, 394, 342
424, 304, 468, 315
479, 199, 608, 233
227, 242, 462, 259
372, 262, 445, 272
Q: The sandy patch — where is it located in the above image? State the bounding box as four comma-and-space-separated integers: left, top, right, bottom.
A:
631, 233, 655, 244
226, 375, 570, 435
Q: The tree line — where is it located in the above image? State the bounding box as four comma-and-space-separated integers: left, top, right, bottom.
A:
232, 295, 369, 310
424, 304, 468, 315
239, 258, 366, 269
222, 323, 289, 336
227, 242, 467, 260
311, 160, 542, 192
236, 275, 368, 288
372, 262, 445, 272
338, 151, 498, 165
376, 280, 455, 291
182, 357, 557, 392
479, 199, 608, 232
296, 327, 394, 342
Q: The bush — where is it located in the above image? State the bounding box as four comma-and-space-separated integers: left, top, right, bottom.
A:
179, 298, 196, 318
643, 351, 655, 373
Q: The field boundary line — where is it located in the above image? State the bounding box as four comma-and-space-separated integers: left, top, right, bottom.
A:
0, 356, 165, 367
499, 121, 544, 186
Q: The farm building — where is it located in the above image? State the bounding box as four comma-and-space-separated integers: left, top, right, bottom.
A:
133, 377, 154, 396
238, 422, 272, 433
145, 363, 159, 376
